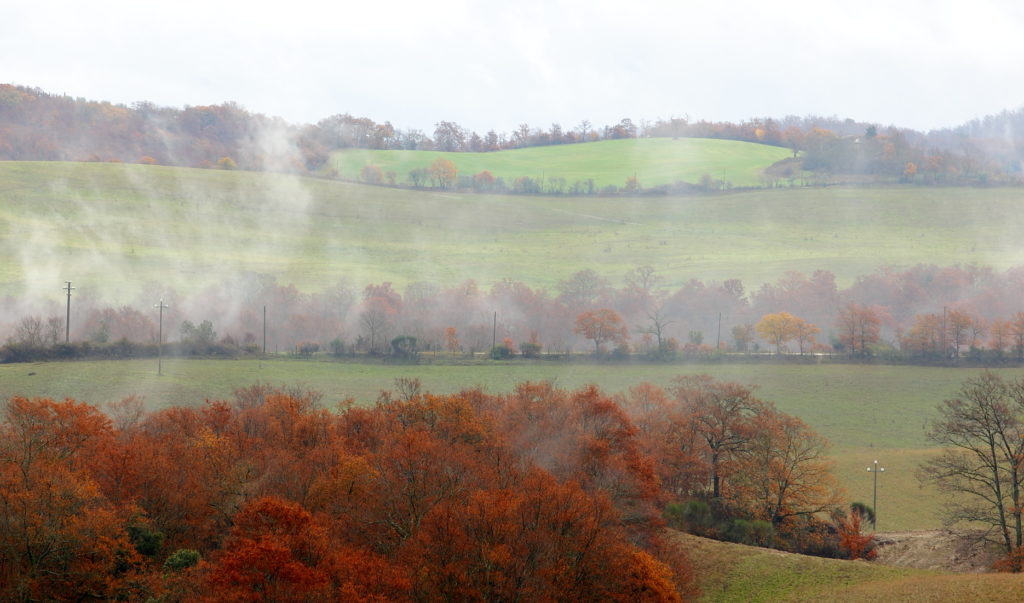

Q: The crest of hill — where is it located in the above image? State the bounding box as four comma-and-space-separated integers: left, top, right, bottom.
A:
327, 137, 794, 189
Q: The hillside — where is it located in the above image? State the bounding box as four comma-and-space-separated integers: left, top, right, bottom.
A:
674, 531, 1024, 602
6, 160, 1024, 304
327, 138, 794, 188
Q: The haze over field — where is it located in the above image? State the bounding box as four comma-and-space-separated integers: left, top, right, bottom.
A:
9, 2, 1024, 600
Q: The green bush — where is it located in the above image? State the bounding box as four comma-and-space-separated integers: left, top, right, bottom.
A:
163, 549, 201, 572
490, 344, 513, 359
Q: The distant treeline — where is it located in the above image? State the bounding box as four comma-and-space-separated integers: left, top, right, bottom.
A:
6, 263, 1024, 365
2, 84, 1022, 184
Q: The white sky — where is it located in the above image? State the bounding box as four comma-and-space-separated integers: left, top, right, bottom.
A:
4, 0, 1024, 134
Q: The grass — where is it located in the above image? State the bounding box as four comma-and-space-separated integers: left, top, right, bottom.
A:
327, 138, 793, 188
4, 357, 1021, 531
674, 531, 1024, 602
5, 161, 1024, 303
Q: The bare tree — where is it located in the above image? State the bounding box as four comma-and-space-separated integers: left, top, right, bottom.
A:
11, 316, 43, 346
624, 265, 661, 295
360, 301, 394, 354
638, 305, 674, 356
45, 316, 64, 346
918, 371, 1024, 555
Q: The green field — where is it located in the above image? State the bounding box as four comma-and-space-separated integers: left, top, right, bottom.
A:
4, 357, 1017, 531
4, 160, 1024, 304
327, 138, 793, 188
677, 531, 1024, 602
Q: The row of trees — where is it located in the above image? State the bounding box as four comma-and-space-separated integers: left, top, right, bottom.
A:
363, 158, 707, 196
0, 377, 870, 599
3, 84, 1021, 184
8, 264, 1024, 362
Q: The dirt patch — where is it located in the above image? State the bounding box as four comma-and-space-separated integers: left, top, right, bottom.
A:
874, 530, 1002, 573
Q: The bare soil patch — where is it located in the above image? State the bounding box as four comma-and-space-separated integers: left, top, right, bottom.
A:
874, 530, 1002, 573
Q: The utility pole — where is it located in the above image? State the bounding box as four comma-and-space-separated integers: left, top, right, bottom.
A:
154, 299, 168, 376
942, 306, 947, 358
63, 281, 75, 343
263, 305, 267, 356
492, 312, 497, 352
716, 312, 722, 351
867, 460, 885, 529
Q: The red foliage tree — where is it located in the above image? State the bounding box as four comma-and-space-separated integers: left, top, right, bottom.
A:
575, 308, 628, 353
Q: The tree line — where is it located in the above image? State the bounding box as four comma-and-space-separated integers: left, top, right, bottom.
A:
2, 84, 1021, 184
6, 263, 1024, 364
0, 376, 882, 600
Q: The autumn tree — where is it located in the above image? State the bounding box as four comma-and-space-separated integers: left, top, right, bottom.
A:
731, 324, 756, 353
427, 157, 457, 189
444, 326, 459, 356
1012, 312, 1024, 359
835, 503, 877, 560
360, 163, 383, 183
0, 397, 145, 601
405, 469, 686, 601
731, 408, 840, 524
671, 375, 764, 499
837, 302, 882, 355
791, 318, 820, 355
756, 311, 812, 354
990, 319, 1012, 356
574, 308, 628, 354
946, 308, 977, 356
471, 170, 496, 191
903, 313, 943, 356
919, 371, 1024, 556
204, 496, 410, 601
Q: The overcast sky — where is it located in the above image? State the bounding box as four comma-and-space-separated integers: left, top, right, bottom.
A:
5, 0, 1024, 135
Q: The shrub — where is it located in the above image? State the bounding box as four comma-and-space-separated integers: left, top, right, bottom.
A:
665, 500, 713, 536
164, 549, 201, 572
391, 335, 418, 358
490, 344, 513, 359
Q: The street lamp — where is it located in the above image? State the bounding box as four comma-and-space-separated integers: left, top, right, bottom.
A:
866, 460, 885, 529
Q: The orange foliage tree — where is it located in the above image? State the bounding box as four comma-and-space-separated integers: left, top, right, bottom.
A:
574, 308, 628, 353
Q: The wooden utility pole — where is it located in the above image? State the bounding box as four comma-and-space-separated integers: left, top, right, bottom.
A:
63, 281, 74, 343
154, 299, 168, 376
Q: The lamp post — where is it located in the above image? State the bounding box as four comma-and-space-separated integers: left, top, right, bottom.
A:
867, 460, 885, 529
154, 299, 168, 376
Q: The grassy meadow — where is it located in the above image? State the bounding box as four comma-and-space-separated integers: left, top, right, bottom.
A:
5, 148, 1024, 535
5, 159, 1024, 304
4, 357, 1018, 532
676, 531, 1024, 602
327, 138, 793, 188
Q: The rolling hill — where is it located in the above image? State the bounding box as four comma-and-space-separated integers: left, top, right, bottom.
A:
327, 137, 794, 188
5, 159, 1024, 305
